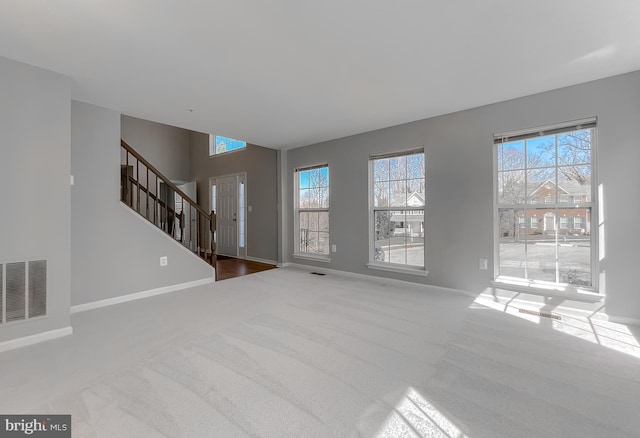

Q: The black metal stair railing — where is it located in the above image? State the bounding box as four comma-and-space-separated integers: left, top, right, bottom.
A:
120, 139, 216, 265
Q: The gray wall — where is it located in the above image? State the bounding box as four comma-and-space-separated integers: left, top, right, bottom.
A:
190, 132, 279, 263
71, 102, 214, 306
286, 70, 640, 321
121, 115, 192, 183
277, 149, 289, 265
0, 57, 72, 342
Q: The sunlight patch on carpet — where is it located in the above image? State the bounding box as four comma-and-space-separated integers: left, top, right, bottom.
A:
376, 387, 469, 438
472, 295, 640, 359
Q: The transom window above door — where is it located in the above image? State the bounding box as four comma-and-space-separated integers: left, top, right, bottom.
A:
209, 135, 246, 156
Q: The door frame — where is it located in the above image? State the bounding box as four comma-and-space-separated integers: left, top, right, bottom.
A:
209, 172, 247, 259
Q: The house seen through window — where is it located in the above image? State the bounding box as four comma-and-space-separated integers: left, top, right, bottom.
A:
495, 119, 596, 289
370, 149, 425, 269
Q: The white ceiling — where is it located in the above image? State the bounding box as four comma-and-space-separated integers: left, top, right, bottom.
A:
1, 1, 640, 149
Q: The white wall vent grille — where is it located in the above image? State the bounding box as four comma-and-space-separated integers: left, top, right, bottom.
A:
1, 260, 47, 324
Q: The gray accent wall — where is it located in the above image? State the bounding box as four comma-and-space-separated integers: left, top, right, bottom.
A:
286, 70, 640, 321
0, 57, 72, 342
121, 115, 192, 183
71, 102, 214, 307
277, 149, 289, 265
190, 132, 278, 263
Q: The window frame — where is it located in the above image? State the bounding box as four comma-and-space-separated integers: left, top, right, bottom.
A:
493, 118, 598, 293
293, 163, 330, 261
530, 216, 538, 228
367, 148, 427, 276
559, 216, 569, 229
574, 216, 582, 229
209, 134, 247, 156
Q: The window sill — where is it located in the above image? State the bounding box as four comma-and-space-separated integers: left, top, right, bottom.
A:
209, 147, 246, 158
366, 263, 428, 277
491, 277, 602, 303
293, 253, 331, 263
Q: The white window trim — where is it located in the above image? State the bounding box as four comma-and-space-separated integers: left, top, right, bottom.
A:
559, 217, 569, 229
367, 262, 428, 276
530, 217, 537, 228
294, 163, 330, 259
368, 148, 426, 272
293, 253, 331, 263
493, 119, 599, 293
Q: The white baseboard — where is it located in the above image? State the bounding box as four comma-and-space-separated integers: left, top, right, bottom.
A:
0, 326, 73, 354
71, 277, 214, 314
277, 262, 292, 268
285, 263, 475, 297
245, 256, 278, 265
608, 315, 640, 327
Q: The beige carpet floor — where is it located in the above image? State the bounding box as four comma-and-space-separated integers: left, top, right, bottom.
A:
0, 267, 638, 437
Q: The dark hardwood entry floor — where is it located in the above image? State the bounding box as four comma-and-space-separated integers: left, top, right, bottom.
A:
215, 255, 277, 281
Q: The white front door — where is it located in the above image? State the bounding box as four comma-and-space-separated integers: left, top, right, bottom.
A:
216, 176, 238, 256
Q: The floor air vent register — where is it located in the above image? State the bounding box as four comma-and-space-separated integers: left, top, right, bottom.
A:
0, 260, 47, 324
518, 308, 562, 320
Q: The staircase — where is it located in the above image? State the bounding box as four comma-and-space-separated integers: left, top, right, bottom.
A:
120, 140, 216, 265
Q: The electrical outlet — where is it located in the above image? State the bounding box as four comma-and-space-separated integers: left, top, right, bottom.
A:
331, 244, 337, 253
160, 256, 168, 267
479, 258, 488, 270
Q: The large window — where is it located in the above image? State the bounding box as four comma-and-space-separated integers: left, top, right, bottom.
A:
295, 164, 329, 256
495, 118, 596, 289
209, 135, 246, 155
369, 149, 425, 270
